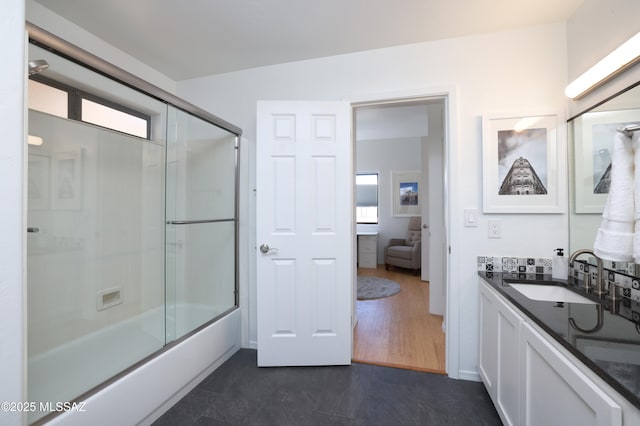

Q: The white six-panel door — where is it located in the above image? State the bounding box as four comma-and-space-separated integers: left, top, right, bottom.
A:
256, 101, 352, 366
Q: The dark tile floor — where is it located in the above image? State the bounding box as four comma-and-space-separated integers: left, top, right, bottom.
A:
153, 349, 502, 426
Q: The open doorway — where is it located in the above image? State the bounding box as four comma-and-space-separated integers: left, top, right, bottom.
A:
352, 97, 447, 373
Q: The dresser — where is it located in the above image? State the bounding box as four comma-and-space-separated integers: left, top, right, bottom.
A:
357, 233, 378, 268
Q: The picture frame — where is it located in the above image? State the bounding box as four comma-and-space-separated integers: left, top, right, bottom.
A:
391, 170, 421, 217
573, 109, 640, 213
27, 154, 50, 211
575, 336, 640, 395
52, 150, 82, 210
482, 113, 561, 213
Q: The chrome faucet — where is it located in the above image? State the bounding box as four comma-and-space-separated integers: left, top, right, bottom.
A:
569, 249, 605, 297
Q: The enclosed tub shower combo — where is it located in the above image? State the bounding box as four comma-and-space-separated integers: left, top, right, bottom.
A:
25, 25, 241, 424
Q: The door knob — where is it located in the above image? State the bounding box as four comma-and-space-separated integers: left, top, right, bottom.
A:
423, 224, 429, 229
260, 243, 277, 254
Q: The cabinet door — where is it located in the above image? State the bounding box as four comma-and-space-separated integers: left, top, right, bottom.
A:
357, 235, 377, 268
495, 296, 521, 426
478, 283, 498, 398
521, 323, 622, 426
358, 235, 377, 253
480, 280, 522, 426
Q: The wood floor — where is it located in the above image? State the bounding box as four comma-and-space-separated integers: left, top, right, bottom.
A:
353, 265, 446, 374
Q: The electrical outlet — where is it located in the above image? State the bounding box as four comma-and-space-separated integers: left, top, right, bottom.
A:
488, 220, 501, 239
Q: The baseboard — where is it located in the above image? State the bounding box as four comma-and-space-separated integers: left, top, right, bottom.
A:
457, 369, 482, 382
248, 340, 258, 349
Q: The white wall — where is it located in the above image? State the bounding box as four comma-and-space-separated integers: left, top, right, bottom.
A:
0, 2, 26, 425
357, 137, 422, 263
566, 0, 640, 116
177, 22, 570, 377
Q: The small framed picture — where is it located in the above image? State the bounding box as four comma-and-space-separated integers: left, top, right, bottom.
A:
52, 150, 82, 210
28, 154, 50, 211
391, 170, 421, 217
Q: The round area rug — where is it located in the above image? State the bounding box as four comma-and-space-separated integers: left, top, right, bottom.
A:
357, 276, 401, 300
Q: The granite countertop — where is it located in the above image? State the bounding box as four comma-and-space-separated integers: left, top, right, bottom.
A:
479, 271, 640, 410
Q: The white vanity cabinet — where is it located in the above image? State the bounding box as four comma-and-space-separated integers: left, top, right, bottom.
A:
521, 322, 621, 425
479, 279, 627, 426
479, 281, 523, 426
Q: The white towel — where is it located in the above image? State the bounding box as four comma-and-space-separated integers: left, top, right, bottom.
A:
594, 131, 634, 262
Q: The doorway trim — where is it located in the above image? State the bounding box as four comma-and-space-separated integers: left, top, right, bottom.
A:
348, 86, 460, 378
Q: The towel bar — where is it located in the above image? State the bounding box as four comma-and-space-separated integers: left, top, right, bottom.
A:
616, 123, 640, 136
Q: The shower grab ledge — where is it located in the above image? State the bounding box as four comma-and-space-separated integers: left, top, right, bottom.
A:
167, 218, 236, 225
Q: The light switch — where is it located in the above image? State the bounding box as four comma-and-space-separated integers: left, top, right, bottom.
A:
488, 220, 502, 239
464, 208, 479, 227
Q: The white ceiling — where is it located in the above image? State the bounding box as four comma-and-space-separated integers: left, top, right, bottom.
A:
34, 0, 583, 81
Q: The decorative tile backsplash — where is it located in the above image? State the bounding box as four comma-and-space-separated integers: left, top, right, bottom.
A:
477, 255, 640, 302
477, 256, 552, 274
571, 260, 640, 303
617, 298, 640, 324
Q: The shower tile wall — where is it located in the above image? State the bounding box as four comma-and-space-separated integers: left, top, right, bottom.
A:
28, 111, 165, 356
27, 110, 166, 422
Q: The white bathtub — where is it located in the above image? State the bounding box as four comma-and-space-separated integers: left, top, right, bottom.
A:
29, 305, 241, 425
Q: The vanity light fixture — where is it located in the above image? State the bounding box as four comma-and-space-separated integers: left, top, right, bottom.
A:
565, 31, 640, 99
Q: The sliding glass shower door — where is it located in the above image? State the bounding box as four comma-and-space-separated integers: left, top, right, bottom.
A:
26, 43, 169, 423
165, 106, 238, 342
27, 101, 240, 423
26, 39, 240, 424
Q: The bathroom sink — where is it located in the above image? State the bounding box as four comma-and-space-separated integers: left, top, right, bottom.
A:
508, 283, 597, 304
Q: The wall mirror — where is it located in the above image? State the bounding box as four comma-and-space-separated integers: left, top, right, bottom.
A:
568, 82, 640, 277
